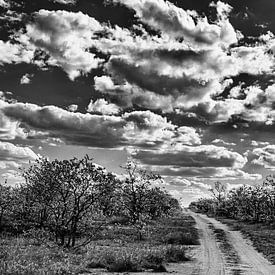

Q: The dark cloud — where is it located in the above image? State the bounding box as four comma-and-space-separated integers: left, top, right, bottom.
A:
109, 57, 207, 97
133, 145, 246, 169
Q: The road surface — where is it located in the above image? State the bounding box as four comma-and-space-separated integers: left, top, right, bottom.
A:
83, 212, 275, 275
180, 212, 275, 275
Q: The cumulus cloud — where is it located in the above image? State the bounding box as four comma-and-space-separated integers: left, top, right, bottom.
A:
87, 98, 121, 115
20, 73, 33, 85
0, 99, 200, 149
26, 9, 104, 79
113, 0, 237, 48
0, 0, 10, 8
168, 176, 211, 189
0, 141, 37, 167
0, 40, 34, 65
122, 111, 201, 148
252, 145, 275, 170
67, 104, 78, 112
0, 111, 28, 140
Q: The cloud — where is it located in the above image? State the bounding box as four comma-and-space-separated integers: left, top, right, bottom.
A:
87, 98, 121, 115
168, 176, 211, 189
212, 139, 236, 146
0, 40, 34, 65
0, 100, 200, 149
251, 140, 270, 147
0, 0, 10, 8
20, 73, 33, 85
133, 145, 247, 169
26, 9, 104, 79
67, 104, 78, 112
252, 145, 275, 170
0, 111, 28, 140
0, 141, 37, 166
51, 0, 76, 5
113, 0, 237, 47
123, 111, 201, 148
94, 75, 175, 112
2, 170, 24, 185
149, 166, 261, 180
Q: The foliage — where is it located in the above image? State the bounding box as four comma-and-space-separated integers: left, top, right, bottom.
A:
190, 176, 275, 224
0, 156, 181, 248
119, 161, 181, 240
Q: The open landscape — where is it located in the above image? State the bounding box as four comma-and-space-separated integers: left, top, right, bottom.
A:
0, 156, 200, 274
1, 157, 275, 274
1, 0, 275, 274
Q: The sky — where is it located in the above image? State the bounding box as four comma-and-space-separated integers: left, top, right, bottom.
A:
0, 0, 275, 205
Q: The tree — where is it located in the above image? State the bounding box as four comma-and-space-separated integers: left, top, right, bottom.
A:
146, 187, 181, 220
0, 182, 14, 230
21, 155, 111, 247
210, 181, 226, 203
263, 174, 275, 186
120, 161, 161, 239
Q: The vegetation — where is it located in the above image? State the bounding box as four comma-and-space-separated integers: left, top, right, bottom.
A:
189, 176, 275, 263
0, 155, 199, 273
190, 178, 275, 223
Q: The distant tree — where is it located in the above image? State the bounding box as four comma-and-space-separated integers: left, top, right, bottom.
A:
21, 155, 112, 247
263, 174, 275, 186
210, 181, 226, 203
146, 187, 181, 220
120, 161, 161, 239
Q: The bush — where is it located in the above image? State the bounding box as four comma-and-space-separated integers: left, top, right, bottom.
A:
165, 246, 189, 262
164, 231, 199, 245
102, 251, 142, 272
143, 254, 167, 272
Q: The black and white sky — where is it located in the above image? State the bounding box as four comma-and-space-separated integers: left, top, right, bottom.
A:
0, 0, 275, 205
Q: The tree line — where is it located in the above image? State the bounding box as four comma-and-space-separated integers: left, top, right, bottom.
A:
0, 156, 180, 247
189, 177, 275, 224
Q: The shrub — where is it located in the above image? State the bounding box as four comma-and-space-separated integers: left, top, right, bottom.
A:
103, 252, 142, 272
143, 254, 167, 272
165, 246, 189, 262
164, 231, 199, 245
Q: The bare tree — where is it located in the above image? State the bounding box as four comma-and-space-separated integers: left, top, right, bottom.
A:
210, 181, 226, 203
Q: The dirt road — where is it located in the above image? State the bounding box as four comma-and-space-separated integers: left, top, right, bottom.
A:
85, 213, 275, 275
185, 212, 275, 275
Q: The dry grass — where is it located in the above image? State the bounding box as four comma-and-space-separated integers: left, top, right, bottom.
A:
0, 214, 199, 274
0, 237, 83, 274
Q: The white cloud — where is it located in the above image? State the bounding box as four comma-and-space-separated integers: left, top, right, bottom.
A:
0, 40, 34, 65
26, 9, 104, 80
67, 104, 78, 112
114, 0, 237, 48
0, 99, 200, 150
212, 139, 236, 146
87, 98, 121, 115
20, 73, 33, 85
0, 141, 37, 165
0, 0, 10, 8
252, 145, 275, 170
52, 0, 76, 5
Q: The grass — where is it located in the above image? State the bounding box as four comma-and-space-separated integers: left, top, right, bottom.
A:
0, 214, 199, 274
217, 217, 275, 264
0, 236, 84, 274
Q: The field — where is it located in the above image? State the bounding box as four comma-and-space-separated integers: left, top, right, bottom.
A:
0, 214, 199, 274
